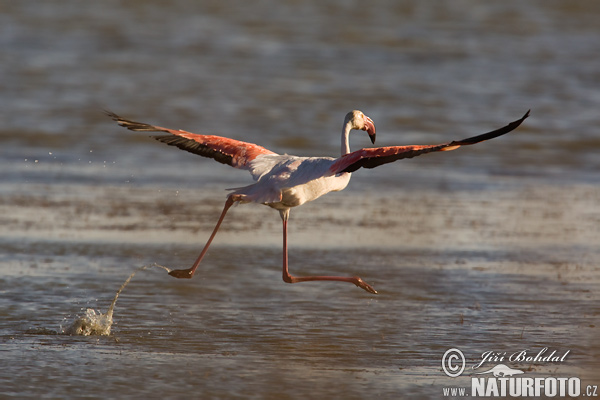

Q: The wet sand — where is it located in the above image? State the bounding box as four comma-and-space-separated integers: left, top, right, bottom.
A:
3, 178, 598, 253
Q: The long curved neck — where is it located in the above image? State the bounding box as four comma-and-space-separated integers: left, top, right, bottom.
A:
341, 120, 352, 156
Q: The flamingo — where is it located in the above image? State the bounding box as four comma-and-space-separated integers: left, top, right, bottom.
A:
107, 109, 529, 294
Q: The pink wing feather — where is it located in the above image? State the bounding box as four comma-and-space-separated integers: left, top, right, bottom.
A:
105, 111, 277, 170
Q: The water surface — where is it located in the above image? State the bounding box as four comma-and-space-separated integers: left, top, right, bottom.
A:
1, 1, 599, 398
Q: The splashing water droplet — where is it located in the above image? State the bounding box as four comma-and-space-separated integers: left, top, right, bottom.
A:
62, 308, 113, 336
62, 264, 171, 336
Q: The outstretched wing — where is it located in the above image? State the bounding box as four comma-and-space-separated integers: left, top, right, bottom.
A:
105, 111, 278, 171
329, 110, 530, 174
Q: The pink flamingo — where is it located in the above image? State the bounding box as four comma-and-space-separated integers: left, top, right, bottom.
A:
107, 109, 529, 294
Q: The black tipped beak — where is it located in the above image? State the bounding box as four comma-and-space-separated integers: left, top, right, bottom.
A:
363, 116, 376, 144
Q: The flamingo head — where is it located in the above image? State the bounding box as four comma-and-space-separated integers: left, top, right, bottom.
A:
346, 110, 376, 144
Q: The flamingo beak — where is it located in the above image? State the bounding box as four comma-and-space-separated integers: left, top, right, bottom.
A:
363, 116, 376, 144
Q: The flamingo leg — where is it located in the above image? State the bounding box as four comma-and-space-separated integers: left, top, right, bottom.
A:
280, 213, 377, 294
168, 195, 236, 279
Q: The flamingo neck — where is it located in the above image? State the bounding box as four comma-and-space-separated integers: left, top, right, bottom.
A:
341, 121, 352, 156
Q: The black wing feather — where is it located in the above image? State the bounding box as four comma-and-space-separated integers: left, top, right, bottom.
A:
446, 109, 530, 147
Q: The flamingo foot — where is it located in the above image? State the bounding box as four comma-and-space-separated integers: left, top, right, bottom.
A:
354, 277, 378, 294
168, 268, 194, 279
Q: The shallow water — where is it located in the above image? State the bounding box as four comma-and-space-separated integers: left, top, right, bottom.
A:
2, 1, 600, 399
57, 263, 171, 336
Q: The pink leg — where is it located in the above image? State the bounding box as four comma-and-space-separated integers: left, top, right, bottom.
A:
281, 215, 377, 294
168, 195, 236, 279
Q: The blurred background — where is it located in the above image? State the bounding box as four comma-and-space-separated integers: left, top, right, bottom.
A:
1, 1, 599, 399
3, 0, 599, 186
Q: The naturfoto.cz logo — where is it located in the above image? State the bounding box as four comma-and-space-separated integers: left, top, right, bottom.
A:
441, 347, 598, 398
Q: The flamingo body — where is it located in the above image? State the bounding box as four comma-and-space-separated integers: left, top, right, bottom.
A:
107, 109, 529, 294
232, 155, 351, 208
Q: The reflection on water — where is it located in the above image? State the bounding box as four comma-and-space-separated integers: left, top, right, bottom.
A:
2, 1, 600, 398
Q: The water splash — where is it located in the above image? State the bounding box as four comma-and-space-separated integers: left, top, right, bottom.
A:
62, 263, 171, 336
62, 307, 113, 336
